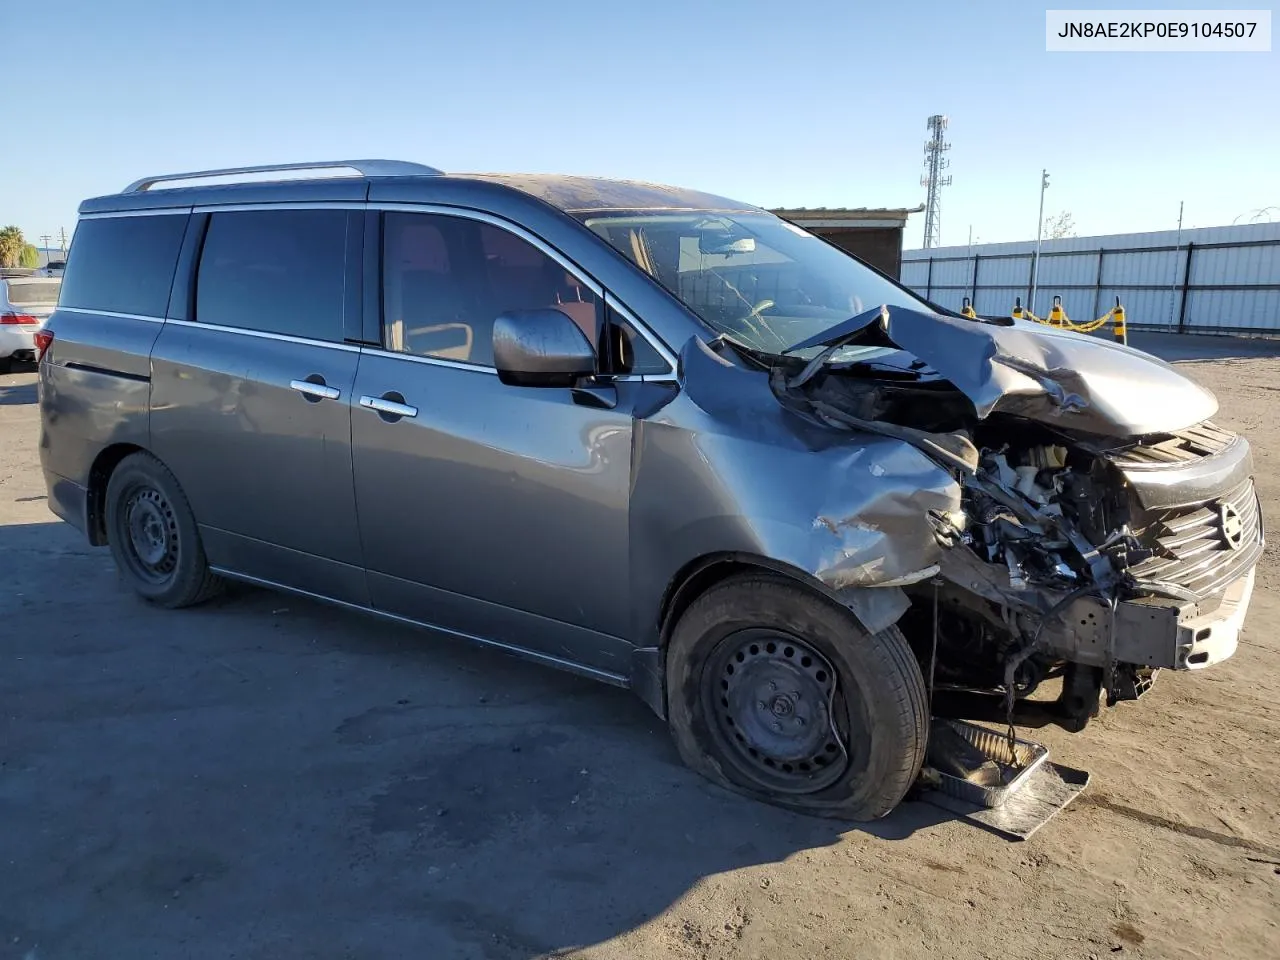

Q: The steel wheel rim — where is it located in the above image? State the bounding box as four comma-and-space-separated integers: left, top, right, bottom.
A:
121, 485, 180, 584
702, 628, 849, 795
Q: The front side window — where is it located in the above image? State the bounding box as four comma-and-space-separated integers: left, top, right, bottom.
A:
580, 212, 929, 357
59, 214, 187, 317
383, 212, 602, 368
195, 209, 347, 341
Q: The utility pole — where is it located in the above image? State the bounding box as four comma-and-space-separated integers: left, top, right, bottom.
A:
59, 227, 68, 257
1167, 200, 1185, 325
920, 115, 953, 249
39, 234, 52, 266
1028, 169, 1049, 313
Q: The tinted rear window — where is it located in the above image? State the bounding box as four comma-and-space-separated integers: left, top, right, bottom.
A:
5, 279, 61, 305
195, 209, 347, 341
59, 214, 188, 316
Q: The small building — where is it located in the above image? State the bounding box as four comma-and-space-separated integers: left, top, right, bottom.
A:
770, 206, 923, 279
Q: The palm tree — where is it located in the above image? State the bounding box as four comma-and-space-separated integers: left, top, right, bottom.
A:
0, 225, 26, 268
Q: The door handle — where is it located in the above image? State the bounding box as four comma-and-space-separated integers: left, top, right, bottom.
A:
290, 379, 341, 401
359, 394, 418, 419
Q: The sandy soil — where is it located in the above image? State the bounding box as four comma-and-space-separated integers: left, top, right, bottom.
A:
1, 333, 1277, 959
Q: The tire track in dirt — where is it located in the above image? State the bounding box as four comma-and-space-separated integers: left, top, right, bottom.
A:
1080, 792, 1280, 858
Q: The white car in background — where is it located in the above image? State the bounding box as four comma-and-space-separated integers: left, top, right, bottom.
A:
1, 274, 61, 372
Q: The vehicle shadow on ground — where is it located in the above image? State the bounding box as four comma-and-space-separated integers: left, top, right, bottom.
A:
0, 375, 37, 405
2, 519, 957, 958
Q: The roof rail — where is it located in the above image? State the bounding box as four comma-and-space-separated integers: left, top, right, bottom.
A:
122, 159, 444, 193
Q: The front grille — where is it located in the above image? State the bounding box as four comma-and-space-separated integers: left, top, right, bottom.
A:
1109, 421, 1236, 467
1128, 478, 1263, 597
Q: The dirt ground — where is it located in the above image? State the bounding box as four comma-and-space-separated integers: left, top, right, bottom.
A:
2, 332, 1278, 960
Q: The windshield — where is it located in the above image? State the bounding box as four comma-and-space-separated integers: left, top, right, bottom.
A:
579, 211, 931, 357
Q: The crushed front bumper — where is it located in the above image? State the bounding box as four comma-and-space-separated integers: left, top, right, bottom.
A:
1162, 566, 1254, 669
1042, 566, 1256, 671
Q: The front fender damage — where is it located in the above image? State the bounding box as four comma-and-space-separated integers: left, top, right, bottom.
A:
631, 337, 964, 646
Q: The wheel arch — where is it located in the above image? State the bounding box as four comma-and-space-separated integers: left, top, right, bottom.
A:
85, 442, 147, 545
658, 553, 841, 649
632, 552, 915, 720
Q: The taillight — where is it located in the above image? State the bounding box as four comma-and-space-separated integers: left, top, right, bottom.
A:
34, 330, 54, 362
0, 312, 39, 324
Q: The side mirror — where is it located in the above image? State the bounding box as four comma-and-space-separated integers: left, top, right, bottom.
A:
493, 309, 597, 387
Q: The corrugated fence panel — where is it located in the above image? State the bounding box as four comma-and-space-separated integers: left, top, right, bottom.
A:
975, 287, 1024, 316
1100, 249, 1181, 287
978, 255, 1032, 287
1100, 287, 1177, 328
900, 260, 929, 287
929, 289, 967, 312
929, 258, 973, 288
902, 223, 1280, 332
1190, 243, 1280, 286
1185, 289, 1280, 332
1033, 290, 1092, 319
1028, 289, 1078, 317
1034, 253, 1098, 290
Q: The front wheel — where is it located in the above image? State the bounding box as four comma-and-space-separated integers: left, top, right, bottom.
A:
104, 452, 223, 608
666, 574, 928, 820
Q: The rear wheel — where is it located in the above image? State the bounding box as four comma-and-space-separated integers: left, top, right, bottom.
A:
666, 573, 928, 820
104, 452, 223, 608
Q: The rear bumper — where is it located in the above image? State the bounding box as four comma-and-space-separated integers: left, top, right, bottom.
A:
44, 470, 89, 537
0, 325, 37, 359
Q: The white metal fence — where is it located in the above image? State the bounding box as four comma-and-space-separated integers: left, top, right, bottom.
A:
901, 222, 1280, 334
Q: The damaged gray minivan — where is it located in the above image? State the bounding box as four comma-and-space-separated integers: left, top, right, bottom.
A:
39, 160, 1262, 819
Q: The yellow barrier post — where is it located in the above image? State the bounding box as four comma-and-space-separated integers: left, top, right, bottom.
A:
1011, 298, 1024, 320
1047, 295, 1067, 328
961, 297, 978, 319
1112, 298, 1127, 345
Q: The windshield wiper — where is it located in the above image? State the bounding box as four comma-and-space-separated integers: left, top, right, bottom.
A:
783, 304, 891, 356
786, 305, 890, 389
706, 331, 775, 370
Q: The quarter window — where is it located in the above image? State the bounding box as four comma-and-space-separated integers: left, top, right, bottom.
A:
59, 214, 188, 317
195, 209, 348, 341
382, 212, 600, 367
606, 306, 671, 375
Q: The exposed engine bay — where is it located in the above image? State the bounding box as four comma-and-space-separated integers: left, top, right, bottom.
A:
769, 347, 1264, 733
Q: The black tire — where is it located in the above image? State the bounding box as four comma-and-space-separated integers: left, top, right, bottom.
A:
103, 452, 223, 608
0, 356, 13, 375
666, 573, 928, 820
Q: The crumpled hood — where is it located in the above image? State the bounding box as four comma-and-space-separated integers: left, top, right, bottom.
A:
787, 306, 1218, 437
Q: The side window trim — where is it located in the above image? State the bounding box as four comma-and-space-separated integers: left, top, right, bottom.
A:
166, 212, 208, 322
603, 292, 677, 379
360, 209, 382, 345
78, 207, 193, 220
342, 210, 365, 344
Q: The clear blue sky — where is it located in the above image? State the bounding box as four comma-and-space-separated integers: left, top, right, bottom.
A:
3, 0, 1276, 250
